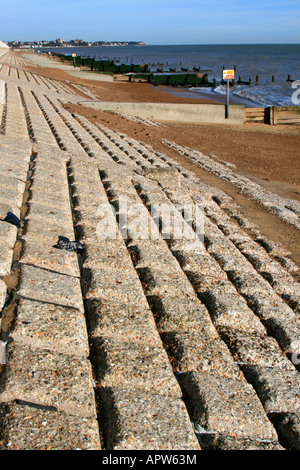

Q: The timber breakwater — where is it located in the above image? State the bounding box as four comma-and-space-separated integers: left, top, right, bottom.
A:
51, 51, 212, 87
0, 49, 299, 451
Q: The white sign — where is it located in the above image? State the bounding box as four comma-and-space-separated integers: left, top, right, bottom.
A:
223, 69, 235, 80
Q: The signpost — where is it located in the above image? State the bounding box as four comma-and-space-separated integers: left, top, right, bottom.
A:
72, 53, 76, 68
223, 69, 235, 119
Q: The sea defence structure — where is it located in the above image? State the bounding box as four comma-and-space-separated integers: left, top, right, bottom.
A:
0, 49, 299, 450
83, 100, 245, 125
0, 42, 9, 52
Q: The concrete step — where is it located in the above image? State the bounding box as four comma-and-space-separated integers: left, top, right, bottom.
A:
98, 165, 281, 449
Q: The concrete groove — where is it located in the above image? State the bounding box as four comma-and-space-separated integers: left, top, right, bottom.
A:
135, 177, 300, 362
68, 157, 200, 450
204, 202, 300, 314
0, 145, 101, 448
131, 176, 300, 447
163, 139, 300, 230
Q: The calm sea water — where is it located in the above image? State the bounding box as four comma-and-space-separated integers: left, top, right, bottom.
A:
41, 44, 300, 107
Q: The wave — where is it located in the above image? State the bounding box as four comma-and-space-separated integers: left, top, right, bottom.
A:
190, 82, 295, 107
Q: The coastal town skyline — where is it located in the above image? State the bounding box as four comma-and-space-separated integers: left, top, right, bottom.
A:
1, 0, 299, 46
6, 39, 146, 49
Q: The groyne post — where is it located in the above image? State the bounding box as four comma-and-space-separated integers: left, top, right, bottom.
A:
225, 79, 229, 118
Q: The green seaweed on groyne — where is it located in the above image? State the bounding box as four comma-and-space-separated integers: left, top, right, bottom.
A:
51, 52, 211, 87
53, 52, 150, 73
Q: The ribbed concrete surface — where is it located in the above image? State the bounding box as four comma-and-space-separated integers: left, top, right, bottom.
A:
0, 50, 299, 451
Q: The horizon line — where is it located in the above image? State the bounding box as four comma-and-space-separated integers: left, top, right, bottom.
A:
7, 41, 300, 47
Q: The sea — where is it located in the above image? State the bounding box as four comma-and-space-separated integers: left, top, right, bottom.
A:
40, 44, 300, 108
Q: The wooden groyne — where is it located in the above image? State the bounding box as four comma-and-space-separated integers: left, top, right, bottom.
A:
245, 105, 300, 125
47, 52, 297, 93
51, 52, 211, 88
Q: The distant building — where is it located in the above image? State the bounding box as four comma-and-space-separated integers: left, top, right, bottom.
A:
6, 38, 146, 49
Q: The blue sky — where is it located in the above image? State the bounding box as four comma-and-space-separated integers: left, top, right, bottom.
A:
2, 0, 300, 44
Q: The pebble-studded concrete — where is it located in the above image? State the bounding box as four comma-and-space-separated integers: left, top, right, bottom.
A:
0, 50, 299, 450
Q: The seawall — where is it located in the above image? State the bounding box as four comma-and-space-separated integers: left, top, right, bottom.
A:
79, 100, 245, 125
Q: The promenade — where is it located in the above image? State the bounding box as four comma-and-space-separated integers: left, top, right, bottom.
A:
0, 49, 299, 450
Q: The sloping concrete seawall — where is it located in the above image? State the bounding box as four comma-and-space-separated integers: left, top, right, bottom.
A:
0, 50, 8, 60
0, 42, 9, 56
80, 100, 245, 125
0, 81, 5, 105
